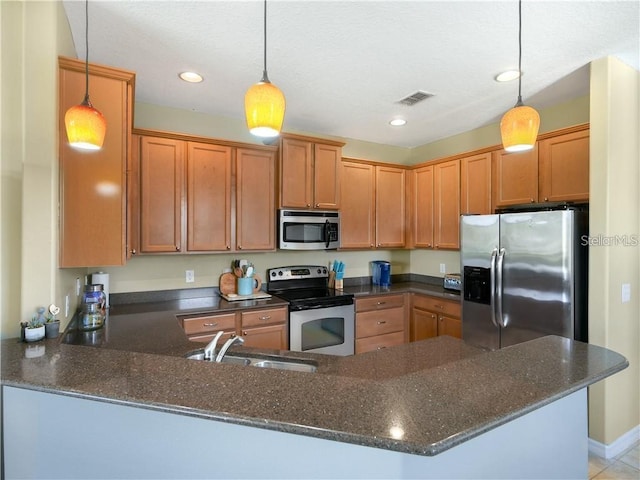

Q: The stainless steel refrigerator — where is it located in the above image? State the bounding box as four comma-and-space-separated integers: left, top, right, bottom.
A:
460, 207, 588, 350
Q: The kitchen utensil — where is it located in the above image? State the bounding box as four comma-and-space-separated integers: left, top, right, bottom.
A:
219, 272, 237, 294
234, 267, 244, 278
245, 266, 254, 278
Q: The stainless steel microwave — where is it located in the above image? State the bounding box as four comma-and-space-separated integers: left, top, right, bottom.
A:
278, 210, 340, 250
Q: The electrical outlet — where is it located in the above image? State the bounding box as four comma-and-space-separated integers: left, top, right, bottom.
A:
186, 270, 195, 283
65, 295, 70, 318
622, 283, 631, 303
439, 263, 446, 274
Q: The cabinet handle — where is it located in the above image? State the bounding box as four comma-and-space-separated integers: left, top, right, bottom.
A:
370, 244, 374, 247
376, 346, 386, 350
434, 304, 443, 309
130, 249, 137, 255
307, 204, 311, 207
426, 243, 431, 247
377, 320, 386, 325
544, 197, 549, 202
238, 245, 242, 250
315, 203, 320, 207
226, 245, 231, 250
243, 331, 248, 335
175, 245, 180, 251
260, 315, 271, 321
376, 301, 386, 306
203, 323, 218, 327
530, 198, 534, 203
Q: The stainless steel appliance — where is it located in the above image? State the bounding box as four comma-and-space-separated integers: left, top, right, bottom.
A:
443, 273, 461, 292
267, 265, 354, 356
461, 206, 588, 350
278, 210, 340, 250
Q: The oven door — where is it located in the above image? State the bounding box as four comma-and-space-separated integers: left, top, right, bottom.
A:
289, 304, 354, 356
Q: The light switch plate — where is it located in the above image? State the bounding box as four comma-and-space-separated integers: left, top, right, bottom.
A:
621, 283, 631, 303
439, 263, 446, 274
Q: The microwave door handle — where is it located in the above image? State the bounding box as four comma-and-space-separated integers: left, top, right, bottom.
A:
489, 248, 499, 328
324, 220, 330, 248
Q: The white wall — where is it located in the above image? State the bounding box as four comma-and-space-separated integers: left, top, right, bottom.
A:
587, 56, 640, 446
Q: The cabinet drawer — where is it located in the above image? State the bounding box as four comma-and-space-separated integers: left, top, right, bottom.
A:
356, 307, 404, 338
412, 294, 461, 317
356, 294, 405, 312
241, 307, 287, 328
181, 313, 236, 335
356, 331, 405, 354
187, 331, 235, 344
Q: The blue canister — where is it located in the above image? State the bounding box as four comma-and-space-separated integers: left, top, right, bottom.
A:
371, 261, 391, 287
82, 284, 106, 312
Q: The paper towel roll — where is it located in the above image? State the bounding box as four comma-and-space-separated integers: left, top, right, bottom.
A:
91, 272, 110, 307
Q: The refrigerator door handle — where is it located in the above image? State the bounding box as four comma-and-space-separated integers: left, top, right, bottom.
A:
489, 248, 500, 328
496, 248, 507, 327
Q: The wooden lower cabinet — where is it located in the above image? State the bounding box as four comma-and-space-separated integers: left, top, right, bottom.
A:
355, 294, 407, 354
179, 306, 288, 350
410, 294, 461, 341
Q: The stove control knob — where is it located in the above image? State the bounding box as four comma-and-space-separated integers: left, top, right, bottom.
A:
317, 268, 321, 274
278, 270, 283, 276
322, 267, 327, 274
270, 271, 276, 277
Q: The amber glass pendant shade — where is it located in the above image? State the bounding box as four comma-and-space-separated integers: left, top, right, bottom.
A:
500, 104, 540, 152
65, 98, 106, 151
245, 80, 286, 138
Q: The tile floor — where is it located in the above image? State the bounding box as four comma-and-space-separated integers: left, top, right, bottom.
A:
588, 440, 640, 479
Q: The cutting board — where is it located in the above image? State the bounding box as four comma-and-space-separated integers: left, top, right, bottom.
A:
218, 273, 263, 295
220, 292, 272, 302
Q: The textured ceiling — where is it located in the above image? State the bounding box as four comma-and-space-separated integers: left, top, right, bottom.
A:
62, 1, 640, 148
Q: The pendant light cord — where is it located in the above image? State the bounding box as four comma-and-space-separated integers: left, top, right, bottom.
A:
516, 0, 523, 106
83, 0, 91, 104
261, 0, 270, 83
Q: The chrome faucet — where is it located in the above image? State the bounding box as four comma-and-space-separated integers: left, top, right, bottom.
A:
215, 336, 245, 363
203, 331, 224, 361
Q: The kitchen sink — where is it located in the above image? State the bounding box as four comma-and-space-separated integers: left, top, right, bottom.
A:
185, 351, 317, 373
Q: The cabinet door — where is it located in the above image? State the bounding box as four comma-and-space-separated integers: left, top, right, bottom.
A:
433, 160, 460, 249
492, 146, 539, 208
140, 137, 184, 253
538, 129, 589, 203
236, 148, 276, 251
127, 134, 141, 259
59, 58, 133, 267
340, 162, 375, 249
313, 144, 341, 209
241, 323, 288, 350
410, 308, 438, 342
186, 142, 232, 252
375, 166, 406, 248
412, 165, 434, 248
280, 138, 312, 208
438, 315, 462, 339
461, 153, 492, 215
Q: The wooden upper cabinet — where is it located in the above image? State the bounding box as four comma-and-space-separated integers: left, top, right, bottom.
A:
279, 134, 343, 210
341, 161, 375, 249
139, 137, 184, 253
433, 160, 460, 249
186, 142, 232, 252
59, 57, 135, 267
375, 165, 406, 248
538, 129, 589, 203
461, 153, 492, 215
313, 143, 342, 209
492, 145, 539, 209
236, 148, 276, 251
411, 165, 434, 248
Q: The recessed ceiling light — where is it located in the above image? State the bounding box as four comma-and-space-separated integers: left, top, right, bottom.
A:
389, 118, 407, 127
495, 70, 521, 82
179, 71, 203, 83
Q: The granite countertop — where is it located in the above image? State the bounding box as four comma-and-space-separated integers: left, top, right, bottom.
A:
0, 287, 628, 457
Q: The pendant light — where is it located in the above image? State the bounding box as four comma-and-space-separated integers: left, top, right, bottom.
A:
64, 0, 106, 151
500, 0, 539, 153
244, 0, 286, 138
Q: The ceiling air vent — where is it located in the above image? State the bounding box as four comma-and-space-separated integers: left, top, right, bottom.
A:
397, 90, 434, 106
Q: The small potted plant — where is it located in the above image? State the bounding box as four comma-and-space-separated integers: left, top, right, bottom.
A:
24, 307, 46, 342
45, 304, 61, 339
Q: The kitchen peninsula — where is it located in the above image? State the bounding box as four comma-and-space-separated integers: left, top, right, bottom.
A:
1, 291, 627, 479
